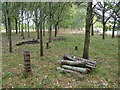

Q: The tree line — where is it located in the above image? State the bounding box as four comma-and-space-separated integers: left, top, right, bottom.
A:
2, 1, 120, 59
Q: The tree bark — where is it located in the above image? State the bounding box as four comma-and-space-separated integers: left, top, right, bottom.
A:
25, 22, 27, 32
103, 23, 105, 39
21, 16, 23, 36
19, 19, 20, 33
102, 2, 105, 39
5, 2, 8, 34
55, 23, 58, 37
35, 10, 39, 39
28, 21, 30, 37
91, 23, 94, 36
49, 2, 52, 43
83, 2, 92, 59
8, 17, 12, 52
40, 2, 43, 56
6, 2, 12, 52
21, 4, 24, 39
62, 65, 90, 73
43, 19, 45, 36
112, 18, 116, 38
57, 24, 59, 33
37, 25, 39, 39
86, 64, 95, 69
25, 11, 27, 32
63, 54, 96, 65
15, 18, 18, 34
56, 67, 83, 78
58, 60, 86, 66
91, 7, 94, 36
5, 14, 8, 34
49, 23, 52, 43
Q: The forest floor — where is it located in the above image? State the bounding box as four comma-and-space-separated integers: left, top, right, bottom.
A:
2, 29, 118, 88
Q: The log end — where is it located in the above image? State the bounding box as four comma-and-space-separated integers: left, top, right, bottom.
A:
86, 68, 91, 73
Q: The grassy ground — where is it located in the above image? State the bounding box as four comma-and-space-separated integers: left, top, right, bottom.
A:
2, 29, 118, 88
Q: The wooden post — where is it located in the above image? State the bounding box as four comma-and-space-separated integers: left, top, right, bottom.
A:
75, 46, 78, 51
23, 50, 31, 73
46, 42, 49, 49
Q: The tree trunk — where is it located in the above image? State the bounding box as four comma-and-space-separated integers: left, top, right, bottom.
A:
5, 14, 8, 34
103, 23, 105, 39
19, 19, 20, 33
37, 25, 39, 39
58, 24, 59, 31
21, 15, 24, 39
43, 19, 45, 36
15, 18, 18, 34
49, 2, 52, 43
62, 65, 90, 73
21, 4, 24, 39
49, 25, 52, 43
25, 21, 27, 32
112, 18, 116, 38
6, 2, 12, 52
25, 12, 27, 32
102, 3, 105, 39
28, 21, 30, 37
83, 2, 92, 59
91, 7, 94, 36
91, 24, 94, 36
56, 67, 83, 78
55, 23, 58, 37
40, 2, 43, 56
8, 17, 12, 52
21, 19, 23, 36
35, 9, 39, 39
5, 3, 8, 34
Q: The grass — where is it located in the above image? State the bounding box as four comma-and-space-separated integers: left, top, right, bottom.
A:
2, 29, 118, 88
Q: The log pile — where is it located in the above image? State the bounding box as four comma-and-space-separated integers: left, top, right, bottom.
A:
57, 54, 96, 77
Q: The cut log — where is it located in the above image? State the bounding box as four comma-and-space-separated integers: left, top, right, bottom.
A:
81, 58, 96, 64
62, 65, 90, 73
86, 62, 96, 67
63, 54, 96, 64
58, 60, 86, 66
86, 64, 96, 69
56, 67, 83, 78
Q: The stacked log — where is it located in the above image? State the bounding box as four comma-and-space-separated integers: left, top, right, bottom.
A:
63, 54, 96, 69
57, 67, 83, 78
57, 54, 96, 77
23, 50, 31, 73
